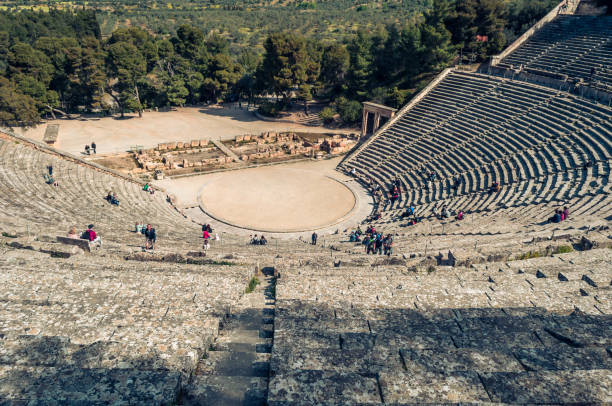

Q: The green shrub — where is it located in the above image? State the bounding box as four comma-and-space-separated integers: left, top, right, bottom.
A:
515, 251, 541, 261
319, 107, 336, 124
553, 245, 573, 255
258, 101, 286, 117
245, 276, 260, 293
336, 97, 362, 124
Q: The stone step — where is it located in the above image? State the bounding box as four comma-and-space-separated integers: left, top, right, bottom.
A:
198, 350, 270, 377
214, 338, 273, 353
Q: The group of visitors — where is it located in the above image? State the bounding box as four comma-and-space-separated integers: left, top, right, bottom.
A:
437, 205, 451, 219
84, 142, 97, 155
105, 191, 120, 206
400, 205, 419, 225
69, 224, 102, 246
202, 224, 220, 253
348, 225, 394, 256
250, 235, 267, 245
549, 207, 570, 223
143, 183, 155, 195
434, 205, 465, 221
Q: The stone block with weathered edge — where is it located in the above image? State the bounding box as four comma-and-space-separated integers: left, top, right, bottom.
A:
56, 236, 91, 252
270, 347, 402, 376
378, 370, 491, 403
401, 348, 523, 373
513, 347, 612, 371
268, 370, 381, 405
480, 370, 612, 403
0, 365, 181, 405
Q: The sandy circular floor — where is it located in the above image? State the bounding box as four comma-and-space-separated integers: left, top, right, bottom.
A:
198, 165, 356, 232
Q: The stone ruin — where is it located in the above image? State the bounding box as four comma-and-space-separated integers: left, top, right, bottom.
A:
232, 131, 356, 162
133, 132, 358, 175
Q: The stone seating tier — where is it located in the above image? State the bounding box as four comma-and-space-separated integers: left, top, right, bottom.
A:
500, 15, 612, 88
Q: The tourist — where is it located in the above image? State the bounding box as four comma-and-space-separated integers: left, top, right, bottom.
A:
441, 206, 450, 219
44, 173, 57, 186
142, 224, 156, 250
383, 234, 394, 256
202, 229, 211, 253
549, 210, 562, 223
375, 234, 384, 255
560, 209, 566, 221
85, 144, 90, 155
563, 207, 570, 220
82, 224, 101, 246
260, 235, 267, 245
456, 210, 464, 221
47, 164, 53, 176
143, 183, 149, 191
311, 232, 318, 245
91, 141, 96, 154
452, 177, 462, 191
67, 226, 79, 239
105, 191, 119, 206
203, 232, 210, 254
249, 235, 259, 245
490, 182, 501, 194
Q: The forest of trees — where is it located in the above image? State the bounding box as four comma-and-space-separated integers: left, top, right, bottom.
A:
0, 0, 560, 127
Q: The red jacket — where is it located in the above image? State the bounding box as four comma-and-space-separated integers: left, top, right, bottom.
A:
203, 231, 210, 240
87, 229, 97, 241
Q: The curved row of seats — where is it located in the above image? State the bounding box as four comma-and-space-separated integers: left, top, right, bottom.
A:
339, 70, 612, 224
501, 15, 612, 88
0, 137, 197, 245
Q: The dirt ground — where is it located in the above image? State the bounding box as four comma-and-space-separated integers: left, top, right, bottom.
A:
19, 105, 354, 156
154, 157, 357, 232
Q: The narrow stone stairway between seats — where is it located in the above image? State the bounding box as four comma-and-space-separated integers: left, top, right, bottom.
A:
183, 267, 276, 405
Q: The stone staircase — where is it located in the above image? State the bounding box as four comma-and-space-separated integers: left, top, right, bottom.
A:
184, 268, 276, 405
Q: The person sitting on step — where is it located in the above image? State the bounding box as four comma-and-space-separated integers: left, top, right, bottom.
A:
549, 209, 562, 223
67, 226, 79, 239
82, 224, 102, 246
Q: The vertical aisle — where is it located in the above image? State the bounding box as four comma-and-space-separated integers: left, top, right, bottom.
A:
183, 267, 276, 405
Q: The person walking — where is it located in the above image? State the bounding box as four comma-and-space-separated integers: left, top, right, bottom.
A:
203, 229, 211, 255
91, 141, 97, 154
311, 232, 318, 245
142, 224, 156, 250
